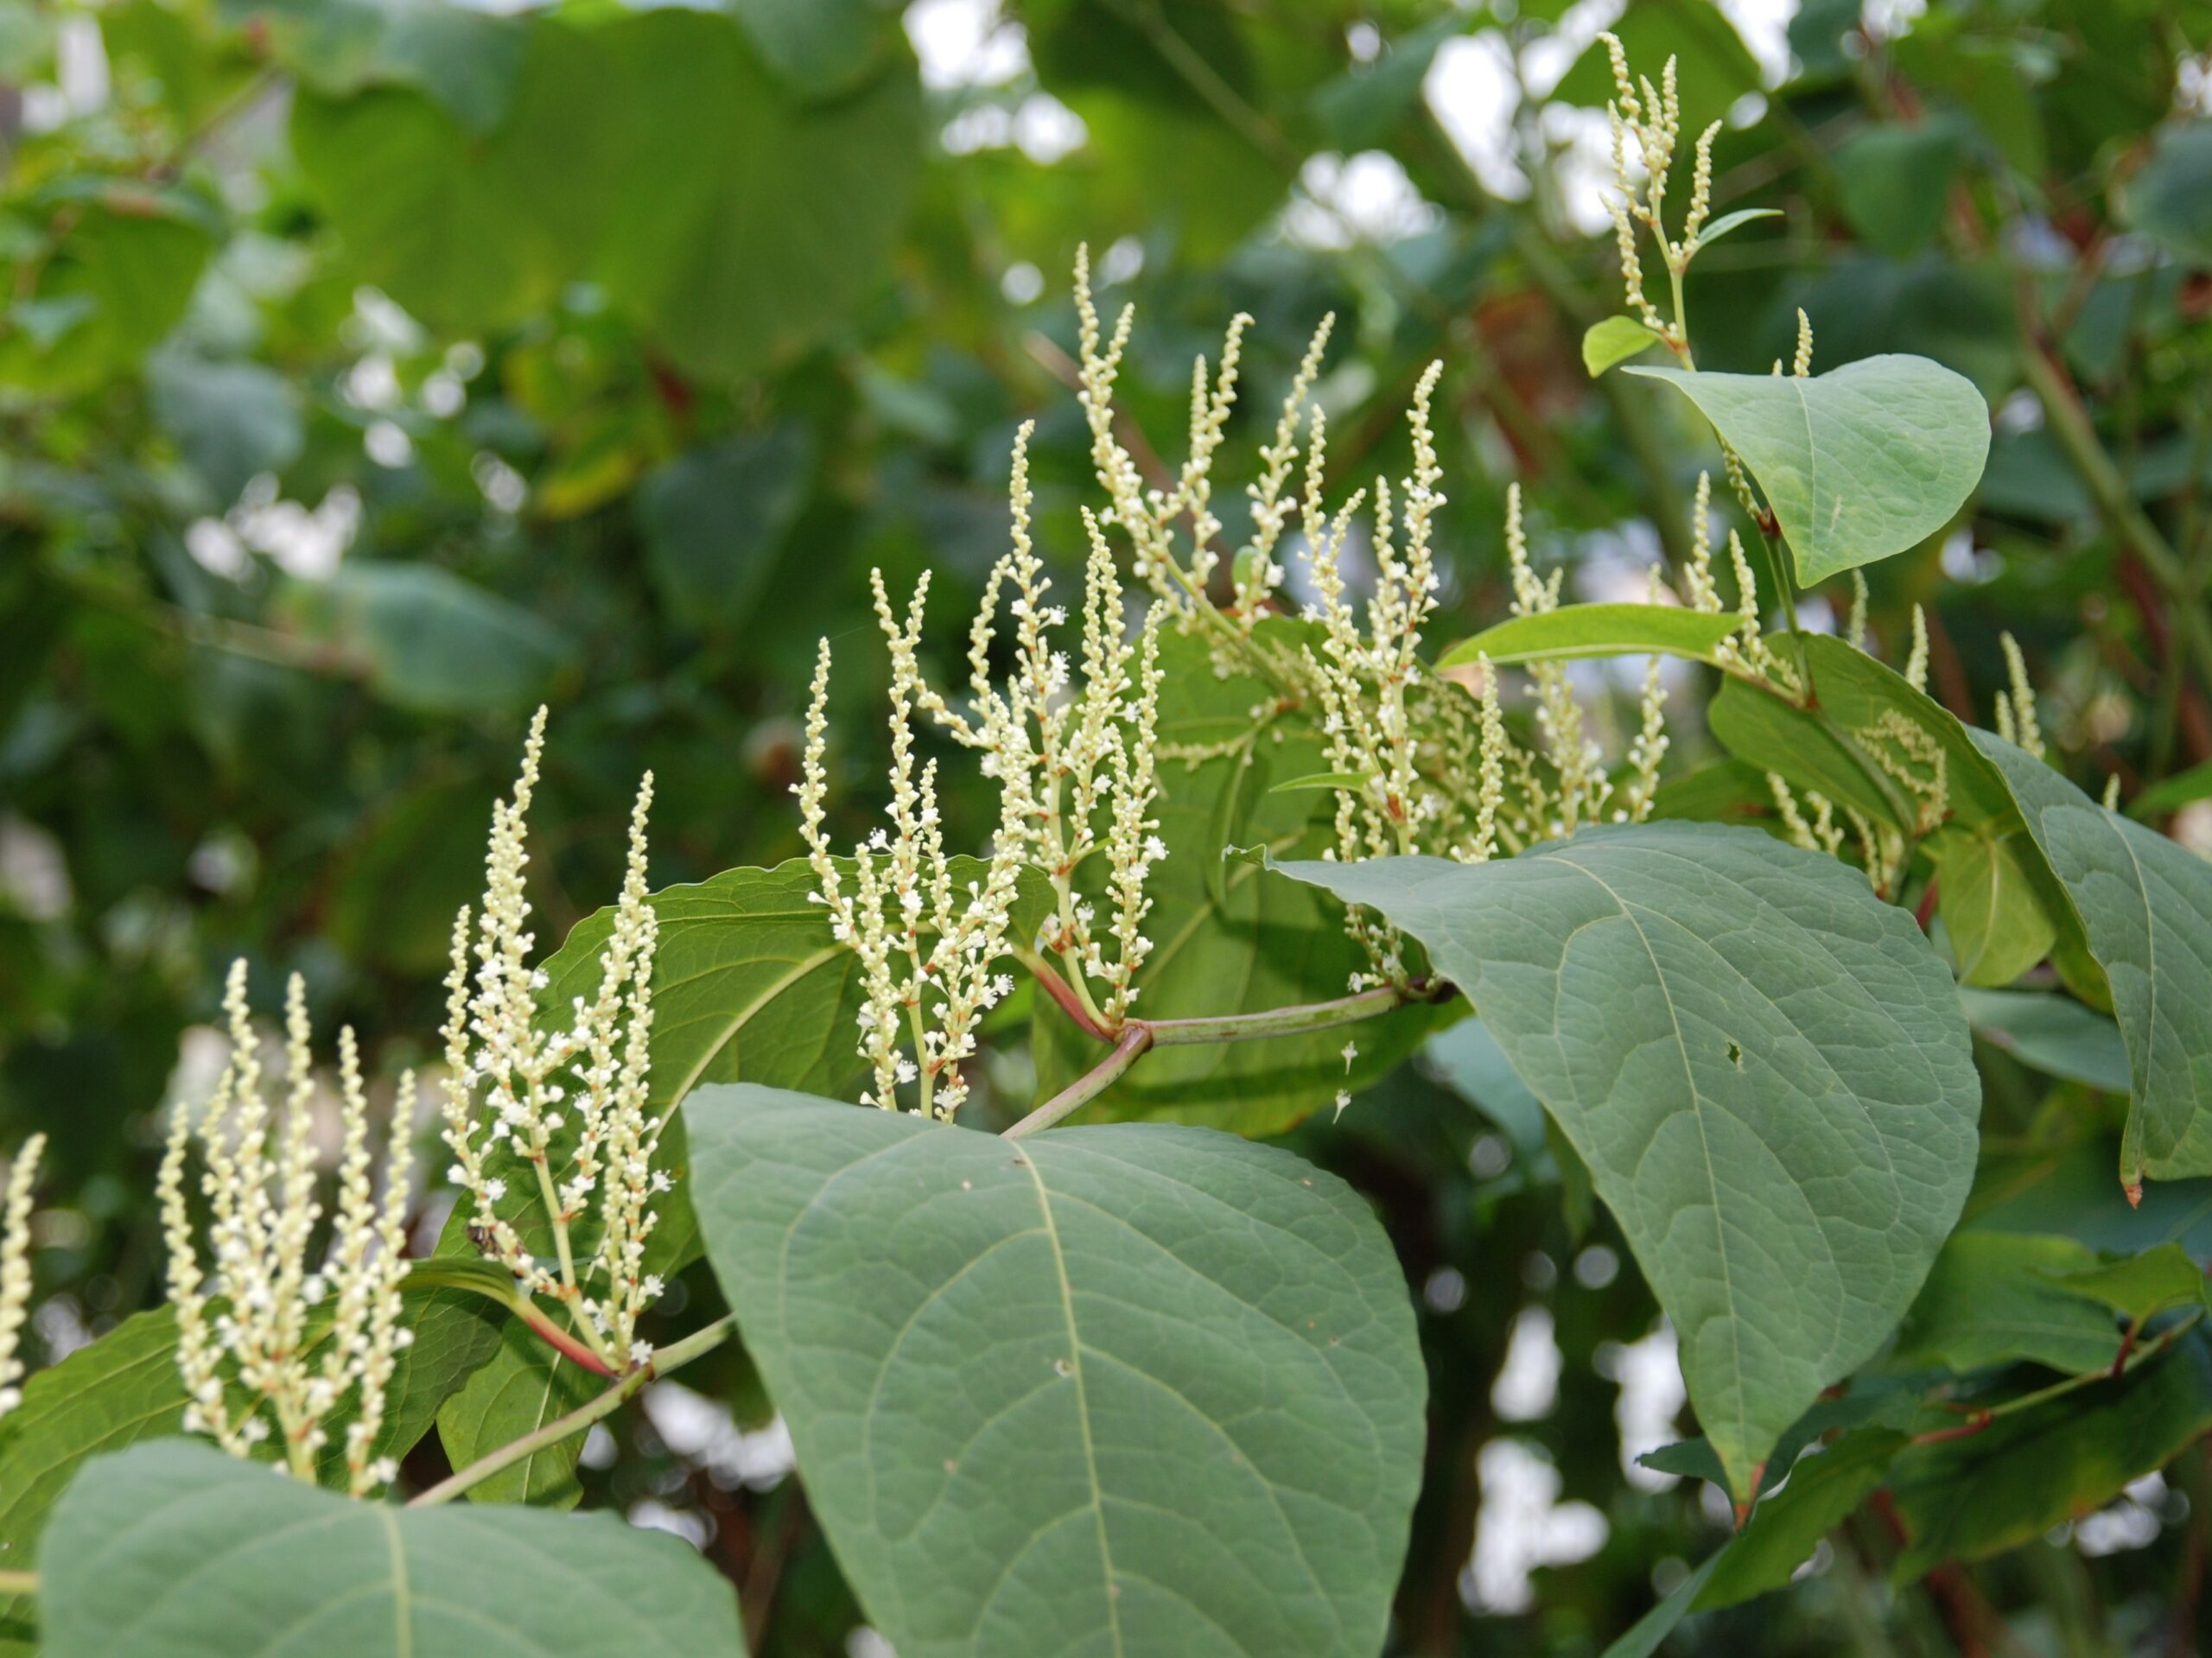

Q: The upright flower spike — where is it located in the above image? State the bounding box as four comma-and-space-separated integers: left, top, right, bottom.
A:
0, 1134, 43, 1420
157, 962, 416, 1491
439, 714, 671, 1369
1999, 632, 2045, 759
796, 571, 1034, 1118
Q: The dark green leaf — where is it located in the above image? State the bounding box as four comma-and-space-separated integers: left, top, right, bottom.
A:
1975, 732, 2212, 1194
1885, 1332, 2212, 1580
1885, 1230, 2120, 1375
2121, 122, 2212, 264
638, 427, 812, 627
1959, 988, 2130, 1094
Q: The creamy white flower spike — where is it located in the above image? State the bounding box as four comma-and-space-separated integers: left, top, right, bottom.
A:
157, 962, 413, 1494
0, 1134, 43, 1420
438, 710, 667, 1370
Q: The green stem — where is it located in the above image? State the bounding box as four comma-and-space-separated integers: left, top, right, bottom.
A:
407, 1314, 738, 1509
1144, 981, 1427, 1046
0, 1569, 35, 1598
1002, 1026, 1153, 1141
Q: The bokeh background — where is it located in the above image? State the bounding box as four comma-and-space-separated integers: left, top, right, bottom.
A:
3, 0, 2210, 1650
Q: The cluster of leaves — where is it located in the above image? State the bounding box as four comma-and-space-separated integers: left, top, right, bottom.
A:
4, 0, 2212, 1654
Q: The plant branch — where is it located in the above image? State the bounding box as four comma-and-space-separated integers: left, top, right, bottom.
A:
0, 1569, 35, 1597
1003, 1026, 1152, 1140
407, 1314, 738, 1508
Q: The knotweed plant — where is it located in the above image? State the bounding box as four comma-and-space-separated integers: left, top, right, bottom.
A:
157, 962, 414, 1493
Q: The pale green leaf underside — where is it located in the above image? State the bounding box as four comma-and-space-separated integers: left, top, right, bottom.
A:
40, 1439, 746, 1656
1974, 732, 2212, 1192
1437, 603, 1740, 670
1628, 354, 1990, 585
1272, 823, 1980, 1496
685, 1085, 1427, 1658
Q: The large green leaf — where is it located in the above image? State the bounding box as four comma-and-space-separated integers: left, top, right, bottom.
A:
39, 1439, 746, 1656
1885, 1331, 2212, 1581
1696, 1427, 1910, 1609
1435, 603, 1739, 670
1974, 732, 2212, 1195
685, 1085, 1427, 1658
1033, 624, 1443, 1135
1883, 1230, 2120, 1376
1627, 357, 1990, 584
638, 427, 812, 628
0, 200, 213, 395
1270, 823, 1980, 1496
294, 10, 921, 377
0, 1286, 501, 1648
220, 0, 525, 129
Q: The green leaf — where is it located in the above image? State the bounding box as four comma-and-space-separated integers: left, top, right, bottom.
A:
1709, 635, 2031, 837
1626, 357, 1991, 584
1925, 824, 2056, 987
2047, 1242, 2211, 1324
1269, 823, 1981, 1496
2120, 121, 2212, 265
2131, 756, 2212, 820
1697, 1428, 1909, 1609
294, 11, 923, 377
1437, 603, 1741, 670
219, 0, 525, 130
1959, 988, 2130, 1094
280, 562, 577, 716
1885, 1230, 2120, 1375
1834, 118, 1971, 257
726, 0, 892, 98
0, 202, 213, 395
1974, 732, 2212, 1195
638, 427, 813, 628
145, 352, 305, 505
684, 1085, 1427, 1658
39, 1439, 747, 1655
1032, 623, 1443, 1135
1694, 206, 1782, 251
1599, 1551, 1725, 1658
0, 1288, 501, 1639
434, 1320, 600, 1509
1885, 1331, 2212, 1581
1581, 315, 1664, 378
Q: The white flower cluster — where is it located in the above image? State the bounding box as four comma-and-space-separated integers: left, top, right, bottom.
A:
913, 424, 1169, 1026
158, 962, 414, 1495
439, 709, 669, 1370
798, 426, 1174, 1115
0, 1134, 43, 1420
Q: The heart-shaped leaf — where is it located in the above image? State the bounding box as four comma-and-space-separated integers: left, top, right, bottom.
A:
684, 1084, 1427, 1658
1270, 823, 1980, 1496
1627, 355, 1989, 584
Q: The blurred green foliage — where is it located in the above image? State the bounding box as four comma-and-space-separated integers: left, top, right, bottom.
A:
3, 0, 2212, 1650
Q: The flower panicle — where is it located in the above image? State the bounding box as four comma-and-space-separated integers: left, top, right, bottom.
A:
159, 961, 416, 1494
438, 713, 670, 1371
